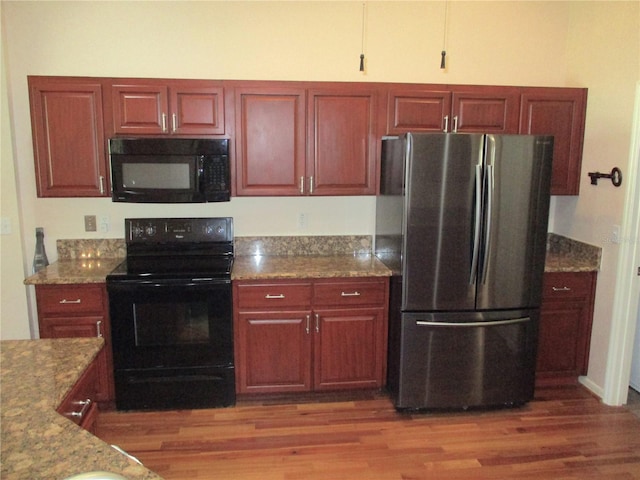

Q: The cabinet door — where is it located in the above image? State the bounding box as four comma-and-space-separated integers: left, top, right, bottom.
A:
308, 87, 378, 195
519, 88, 587, 195
235, 311, 312, 393
36, 284, 114, 403
387, 87, 451, 134
111, 83, 169, 135
28, 77, 108, 197
536, 272, 596, 385
57, 360, 99, 433
451, 86, 521, 133
313, 308, 385, 390
234, 86, 306, 195
170, 85, 225, 135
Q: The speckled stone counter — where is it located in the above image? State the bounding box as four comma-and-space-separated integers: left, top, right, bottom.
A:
23, 234, 600, 285
24, 258, 124, 285
1, 338, 162, 480
545, 233, 601, 272
232, 254, 391, 280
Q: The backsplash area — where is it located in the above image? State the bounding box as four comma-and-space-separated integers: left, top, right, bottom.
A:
57, 239, 126, 259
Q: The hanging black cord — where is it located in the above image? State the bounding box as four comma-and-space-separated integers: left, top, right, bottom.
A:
359, 3, 366, 72
441, 1, 449, 69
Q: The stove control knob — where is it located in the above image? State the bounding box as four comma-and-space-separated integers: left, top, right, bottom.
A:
145, 225, 157, 237
130, 225, 144, 238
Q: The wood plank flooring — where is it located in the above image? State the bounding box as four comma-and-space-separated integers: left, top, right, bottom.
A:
95, 386, 640, 479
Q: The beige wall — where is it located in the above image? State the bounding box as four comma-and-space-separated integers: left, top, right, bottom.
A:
1, 1, 638, 394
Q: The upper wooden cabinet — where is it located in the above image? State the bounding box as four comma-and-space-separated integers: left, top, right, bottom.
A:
387, 84, 520, 134
233, 82, 379, 196
27, 76, 588, 198
234, 84, 307, 196
28, 76, 109, 197
519, 87, 587, 195
307, 86, 379, 195
109, 79, 225, 136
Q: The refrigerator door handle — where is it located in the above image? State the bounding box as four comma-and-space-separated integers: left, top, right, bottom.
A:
416, 316, 530, 328
469, 163, 483, 284
480, 136, 496, 284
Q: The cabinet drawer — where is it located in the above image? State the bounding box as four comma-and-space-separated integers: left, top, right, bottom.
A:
542, 272, 595, 300
57, 360, 99, 429
36, 285, 105, 315
236, 282, 312, 309
313, 279, 387, 307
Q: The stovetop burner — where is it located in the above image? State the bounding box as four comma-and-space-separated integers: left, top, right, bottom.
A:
107, 217, 234, 282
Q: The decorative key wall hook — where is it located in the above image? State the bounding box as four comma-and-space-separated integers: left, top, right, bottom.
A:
588, 167, 623, 187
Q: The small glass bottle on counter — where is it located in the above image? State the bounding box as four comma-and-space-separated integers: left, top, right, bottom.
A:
32, 227, 49, 273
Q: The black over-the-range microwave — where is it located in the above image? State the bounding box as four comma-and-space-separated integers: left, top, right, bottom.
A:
109, 138, 230, 203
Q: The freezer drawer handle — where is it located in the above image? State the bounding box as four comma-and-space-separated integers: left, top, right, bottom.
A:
265, 294, 285, 299
416, 316, 530, 328
341, 291, 361, 297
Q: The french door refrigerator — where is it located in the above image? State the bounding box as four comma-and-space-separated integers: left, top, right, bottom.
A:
375, 133, 553, 410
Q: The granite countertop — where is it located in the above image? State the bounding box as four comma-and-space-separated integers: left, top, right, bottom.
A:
0, 338, 162, 480
23, 234, 601, 286
232, 254, 392, 280
544, 233, 601, 272
24, 258, 124, 285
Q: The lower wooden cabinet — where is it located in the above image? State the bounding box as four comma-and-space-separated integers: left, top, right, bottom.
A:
233, 277, 389, 394
536, 271, 597, 386
57, 359, 100, 433
35, 284, 115, 405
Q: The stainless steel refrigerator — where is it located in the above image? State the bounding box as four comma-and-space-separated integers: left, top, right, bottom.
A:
375, 133, 553, 410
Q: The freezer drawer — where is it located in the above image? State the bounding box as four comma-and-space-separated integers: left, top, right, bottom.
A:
392, 310, 538, 410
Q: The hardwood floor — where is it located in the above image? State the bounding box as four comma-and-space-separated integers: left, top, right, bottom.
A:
95, 386, 640, 479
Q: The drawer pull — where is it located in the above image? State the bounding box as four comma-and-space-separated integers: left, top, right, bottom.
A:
59, 298, 82, 304
265, 294, 285, 299
552, 286, 572, 292
67, 398, 92, 419
341, 291, 361, 297
96, 320, 103, 338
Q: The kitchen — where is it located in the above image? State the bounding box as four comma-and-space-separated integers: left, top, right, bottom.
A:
1, 0, 639, 478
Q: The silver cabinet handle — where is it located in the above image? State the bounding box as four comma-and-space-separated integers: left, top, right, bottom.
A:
305, 315, 310, 335
341, 291, 361, 297
309, 176, 314, 194
299, 176, 305, 194
265, 294, 285, 299
67, 398, 92, 419
96, 320, 103, 338
552, 286, 572, 291
99, 175, 105, 194
443, 115, 449, 132
315, 313, 320, 333
453, 115, 459, 132
161, 113, 168, 132
172, 113, 177, 132
59, 299, 81, 304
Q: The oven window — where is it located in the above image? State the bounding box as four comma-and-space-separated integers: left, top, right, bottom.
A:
133, 301, 210, 346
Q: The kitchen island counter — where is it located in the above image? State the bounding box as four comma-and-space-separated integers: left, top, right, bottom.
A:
0, 338, 161, 480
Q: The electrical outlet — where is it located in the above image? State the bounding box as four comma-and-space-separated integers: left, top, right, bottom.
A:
84, 215, 97, 232
298, 213, 307, 230
0, 217, 11, 235
612, 225, 620, 244
98, 214, 110, 233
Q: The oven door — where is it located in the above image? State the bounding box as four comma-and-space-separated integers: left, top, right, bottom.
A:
107, 278, 234, 410
107, 278, 233, 370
